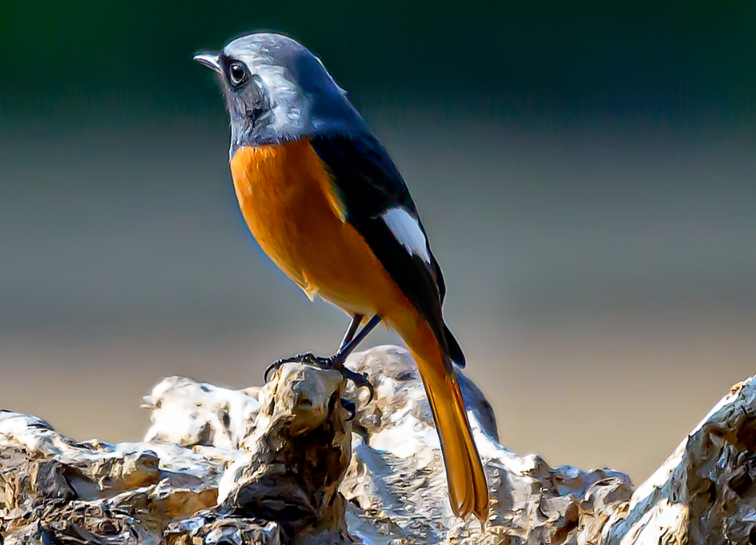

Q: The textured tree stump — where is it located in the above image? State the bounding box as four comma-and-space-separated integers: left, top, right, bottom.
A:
1, 345, 754, 544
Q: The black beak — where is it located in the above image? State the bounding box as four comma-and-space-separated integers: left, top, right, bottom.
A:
194, 52, 221, 74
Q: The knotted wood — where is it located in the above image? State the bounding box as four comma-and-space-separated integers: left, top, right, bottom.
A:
1, 346, 754, 544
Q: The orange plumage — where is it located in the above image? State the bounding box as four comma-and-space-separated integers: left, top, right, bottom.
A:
229, 139, 489, 520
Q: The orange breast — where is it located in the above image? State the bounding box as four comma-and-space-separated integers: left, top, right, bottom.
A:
229, 139, 408, 318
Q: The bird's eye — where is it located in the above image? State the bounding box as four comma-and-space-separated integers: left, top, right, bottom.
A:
228, 61, 249, 87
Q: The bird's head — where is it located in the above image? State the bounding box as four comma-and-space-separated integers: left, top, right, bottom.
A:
195, 32, 366, 155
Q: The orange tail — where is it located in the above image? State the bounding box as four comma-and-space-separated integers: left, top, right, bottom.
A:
405, 332, 490, 521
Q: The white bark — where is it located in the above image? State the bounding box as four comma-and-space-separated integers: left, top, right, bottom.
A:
1, 345, 754, 544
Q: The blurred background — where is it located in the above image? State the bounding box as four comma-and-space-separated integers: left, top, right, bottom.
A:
1, 0, 755, 484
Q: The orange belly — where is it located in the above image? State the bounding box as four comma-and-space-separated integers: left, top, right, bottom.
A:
229, 139, 408, 318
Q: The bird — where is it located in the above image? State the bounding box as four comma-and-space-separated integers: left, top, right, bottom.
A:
194, 32, 489, 521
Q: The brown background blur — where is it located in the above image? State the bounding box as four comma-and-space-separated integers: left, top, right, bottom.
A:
1, 1, 755, 484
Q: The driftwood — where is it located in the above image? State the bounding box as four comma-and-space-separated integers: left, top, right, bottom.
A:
1, 345, 755, 544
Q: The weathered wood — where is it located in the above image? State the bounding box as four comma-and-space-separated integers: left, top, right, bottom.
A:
1, 345, 754, 544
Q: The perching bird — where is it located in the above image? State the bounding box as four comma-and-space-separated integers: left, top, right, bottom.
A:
195, 32, 489, 521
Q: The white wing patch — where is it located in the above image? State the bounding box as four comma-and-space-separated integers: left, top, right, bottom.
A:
382, 207, 431, 264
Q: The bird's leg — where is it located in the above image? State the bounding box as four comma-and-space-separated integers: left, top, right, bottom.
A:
326, 314, 381, 401
264, 315, 381, 403
338, 314, 364, 351
333, 314, 365, 409
333, 314, 381, 361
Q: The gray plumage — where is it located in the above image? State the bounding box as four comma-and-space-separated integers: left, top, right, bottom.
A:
196, 33, 368, 155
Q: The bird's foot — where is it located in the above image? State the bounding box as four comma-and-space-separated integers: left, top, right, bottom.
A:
263, 352, 324, 381
264, 352, 374, 403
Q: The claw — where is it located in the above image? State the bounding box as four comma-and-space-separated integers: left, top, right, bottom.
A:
340, 398, 357, 421
263, 361, 281, 383
341, 367, 374, 404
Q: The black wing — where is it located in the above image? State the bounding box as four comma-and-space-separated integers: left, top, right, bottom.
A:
310, 133, 465, 368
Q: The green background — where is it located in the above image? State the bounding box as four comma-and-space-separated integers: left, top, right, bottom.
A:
2, 0, 755, 124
